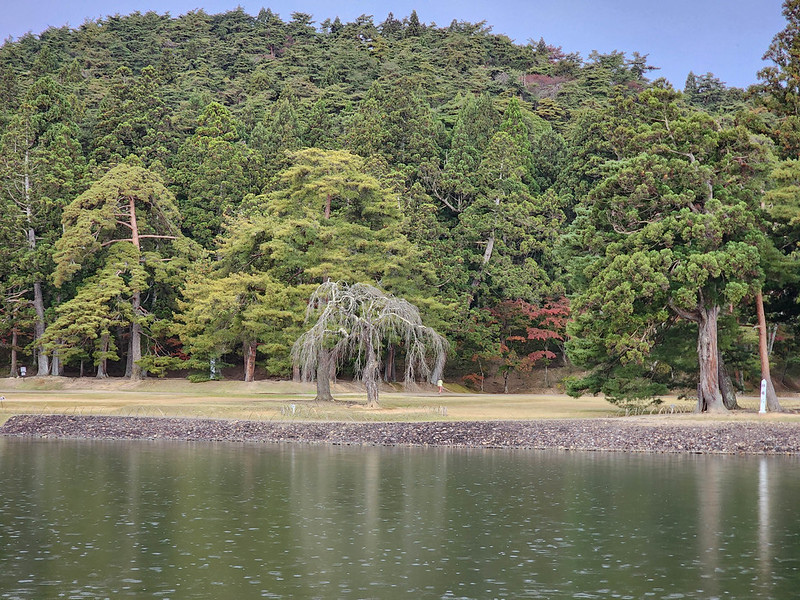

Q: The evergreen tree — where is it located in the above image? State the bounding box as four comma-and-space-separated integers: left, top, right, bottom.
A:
91, 66, 172, 168
0, 77, 86, 375
564, 88, 774, 412
53, 161, 197, 379
250, 96, 304, 174
170, 102, 262, 247
175, 270, 305, 381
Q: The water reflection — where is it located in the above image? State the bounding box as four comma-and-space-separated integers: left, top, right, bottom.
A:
0, 439, 799, 599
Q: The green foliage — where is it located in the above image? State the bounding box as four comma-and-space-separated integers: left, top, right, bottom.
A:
0, 6, 795, 399
175, 269, 306, 376
563, 88, 773, 406
170, 102, 262, 247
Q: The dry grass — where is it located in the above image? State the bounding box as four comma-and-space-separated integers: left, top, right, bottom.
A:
0, 376, 798, 426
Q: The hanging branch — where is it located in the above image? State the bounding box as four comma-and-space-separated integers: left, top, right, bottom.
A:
292, 281, 448, 407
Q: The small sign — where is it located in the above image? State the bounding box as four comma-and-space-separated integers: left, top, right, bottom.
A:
759, 379, 767, 414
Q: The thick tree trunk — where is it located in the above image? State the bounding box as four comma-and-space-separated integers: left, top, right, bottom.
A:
695, 306, 727, 414
756, 291, 783, 412
718, 348, 738, 410
123, 328, 132, 377
315, 348, 334, 402
243, 340, 257, 382
292, 364, 301, 383
364, 338, 380, 408
50, 349, 61, 376
10, 328, 18, 377
32, 281, 48, 376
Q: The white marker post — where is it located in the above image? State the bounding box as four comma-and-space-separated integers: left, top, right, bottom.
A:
759, 379, 767, 414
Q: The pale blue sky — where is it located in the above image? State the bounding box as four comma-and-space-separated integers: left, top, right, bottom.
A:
1, 0, 787, 89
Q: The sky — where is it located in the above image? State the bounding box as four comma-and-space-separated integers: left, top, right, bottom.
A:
1, 0, 788, 90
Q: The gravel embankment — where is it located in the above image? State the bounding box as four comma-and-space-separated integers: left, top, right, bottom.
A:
3, 414, 800, 454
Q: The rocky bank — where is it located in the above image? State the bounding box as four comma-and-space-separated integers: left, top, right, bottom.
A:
3, 414, 800, 454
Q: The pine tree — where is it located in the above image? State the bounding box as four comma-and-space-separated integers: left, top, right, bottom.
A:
175, 270, 306, 382
53, 161, 197, 379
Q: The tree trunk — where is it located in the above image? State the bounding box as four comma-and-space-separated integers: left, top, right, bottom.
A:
384, 344, 396, 382
128, 195, 144, 380
96, 333, 109, 378
50, 349, 61, 376
469, 197, 500, 302
292, 364, 301, 383
129, 292, 143, 380
364, 337, 380, 408
243, 340, 257, 382
470, 232, 495, 291
503, 369, 510, 394
33, 281, 48, 376
544, 363, 550, 388
10, 328, 18, 377
756, 290, 783, 412
315, 348, 334, 402
695, 305, 727, 413
718, 348, 738, 410
24, 147, 48, 377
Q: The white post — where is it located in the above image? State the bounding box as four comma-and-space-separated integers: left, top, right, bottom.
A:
759, 378, 767, 414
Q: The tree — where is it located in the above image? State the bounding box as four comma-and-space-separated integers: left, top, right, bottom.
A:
426, 93, 500, 214
170, 102, 262, 247
293, 281, 448, 407
461, 101, 564, 308
39, 256, 131, 377
0, 76, 86, 376
174, 270, 306, 382
758, 0, 800, 118
564, 88, 772, 412
487, 298, 569, 393
250, 96, 304, 174
214, 148, 436, 388
91, 66, 172, 168
53, 161, 196, 379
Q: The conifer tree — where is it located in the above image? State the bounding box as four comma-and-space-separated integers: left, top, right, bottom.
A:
53, 161, 196, 379
170, 102, 262, 247
564, 88, 774, 412
0, 77, 86, 375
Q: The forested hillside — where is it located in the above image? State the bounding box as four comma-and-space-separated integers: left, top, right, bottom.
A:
1, 5, 798, 410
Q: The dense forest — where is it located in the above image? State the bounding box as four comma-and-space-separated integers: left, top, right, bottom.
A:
1, 4, 798, 411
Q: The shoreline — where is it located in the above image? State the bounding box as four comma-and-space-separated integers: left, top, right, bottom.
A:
3, 414, 800, 454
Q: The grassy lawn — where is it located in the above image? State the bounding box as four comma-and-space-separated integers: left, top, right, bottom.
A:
0, 376, 798, 425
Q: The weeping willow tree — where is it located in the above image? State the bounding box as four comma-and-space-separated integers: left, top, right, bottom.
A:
293, 281, 448, 407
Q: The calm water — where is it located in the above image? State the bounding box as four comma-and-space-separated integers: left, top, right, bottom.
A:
0, 439, 799, 599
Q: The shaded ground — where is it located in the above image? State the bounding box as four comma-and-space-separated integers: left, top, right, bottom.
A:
4, 414, 800, 455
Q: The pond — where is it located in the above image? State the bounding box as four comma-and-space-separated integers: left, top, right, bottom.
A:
0, 438, 799, 599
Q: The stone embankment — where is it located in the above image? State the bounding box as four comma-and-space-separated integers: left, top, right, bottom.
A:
3, 414, 800, 454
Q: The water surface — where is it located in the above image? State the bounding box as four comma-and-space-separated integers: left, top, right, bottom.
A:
1, 438, 798, 599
